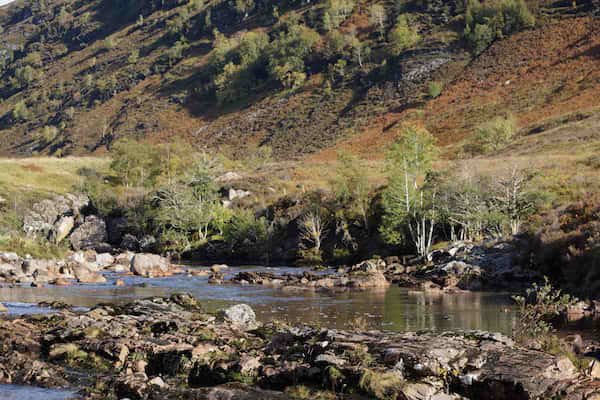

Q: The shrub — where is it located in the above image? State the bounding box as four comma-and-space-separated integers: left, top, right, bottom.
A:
464, 0, 535, 55
511, 277, 577, 342
13, 100, 30, 121
475, 113, 516, 152
427, 81, 442, 98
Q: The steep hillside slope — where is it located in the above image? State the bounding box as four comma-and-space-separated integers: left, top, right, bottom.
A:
0, 0, 597, 161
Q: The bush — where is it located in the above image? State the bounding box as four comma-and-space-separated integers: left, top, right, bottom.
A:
464, 0, 535, 55
13, 100, 30, 121
427, 81, 442, 98
511, 277, 577, 342
475, 113, 516, 152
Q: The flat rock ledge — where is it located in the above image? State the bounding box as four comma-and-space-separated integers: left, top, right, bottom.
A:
0, 294, 598, 400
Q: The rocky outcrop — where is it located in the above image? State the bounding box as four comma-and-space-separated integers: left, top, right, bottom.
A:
49, 215, 75, 244
22, 194, 88, 238
0, 294, 596, 400
69, 215, 108, 251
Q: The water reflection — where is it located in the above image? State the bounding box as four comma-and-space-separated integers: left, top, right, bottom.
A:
0, 266, 517, 334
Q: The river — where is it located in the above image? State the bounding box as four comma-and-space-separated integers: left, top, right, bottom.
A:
0, 265, 517, 333
0, 265, 517, 399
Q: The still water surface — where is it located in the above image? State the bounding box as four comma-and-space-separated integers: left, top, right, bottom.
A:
0, 265, 517, 333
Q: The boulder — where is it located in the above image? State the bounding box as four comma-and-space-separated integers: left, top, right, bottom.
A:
96, 253, 115, 268
49, 215, 74, 244
69, 215, 108, 251
0, 252, 20, 264
130, 254, 170, 278
211, 264, 228, 273
72, 263, 107, 284
228, 188, 252, 201
221, 304, 256, 326
106, 216, 128, 246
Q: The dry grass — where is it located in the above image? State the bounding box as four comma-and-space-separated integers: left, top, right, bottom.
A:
0, 156, 110, 198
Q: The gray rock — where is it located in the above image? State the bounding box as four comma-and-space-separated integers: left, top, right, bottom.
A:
72, 263, 107, 284
50, 215, 74, 244
23, 194, 88, 237
215, 172, 242, 183
228, 188, 252, 201
222, 304, 256, 325
130, 253, 169, 277
70, 215, 108, 251
315, 354, 346, 366
0, 252, 20, 264
96, 253, 115, 268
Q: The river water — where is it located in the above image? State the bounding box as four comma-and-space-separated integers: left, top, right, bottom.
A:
0, 265, 517, 399
0, 265, 517, 333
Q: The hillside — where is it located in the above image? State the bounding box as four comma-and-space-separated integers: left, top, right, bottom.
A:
0, 0, 596, 161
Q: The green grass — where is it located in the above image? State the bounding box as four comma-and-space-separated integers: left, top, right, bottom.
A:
0, 235, 70, 259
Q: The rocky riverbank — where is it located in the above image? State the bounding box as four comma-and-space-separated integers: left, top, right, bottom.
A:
0, 249, 186, 287
207, 240, 541, 294
0, 293, 599, 400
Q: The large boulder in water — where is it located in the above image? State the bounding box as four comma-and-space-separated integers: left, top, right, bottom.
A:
130, 254, 170, 278
72, 262, 107, 284
69, 215, 108, 251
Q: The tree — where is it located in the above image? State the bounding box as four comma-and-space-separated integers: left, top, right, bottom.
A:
345, 27, 370, 68
333, 151, 372, 232
234, 0, 254, 18
299, 209, 328, 253
388, 14, 420, 55
13, 101, 30, 121
493, 167, 535, 235
475, 113, 516, 152
369, 4, 387, 39
381, 124, 439, 257
110, 140, 161, 188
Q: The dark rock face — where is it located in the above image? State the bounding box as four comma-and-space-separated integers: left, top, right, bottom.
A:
69, 215, 108, 251
0, 294, 594, 400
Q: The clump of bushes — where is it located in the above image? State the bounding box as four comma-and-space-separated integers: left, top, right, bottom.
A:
463, 0, 535, 55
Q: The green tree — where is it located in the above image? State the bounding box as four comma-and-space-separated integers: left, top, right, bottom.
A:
110, 140, 161, 188
333, 152, 372, 232
388, 14, 420, 55
128, 49, 139, 64
463, 0, 534, 55
12, 101, 30, 121
267, 24, 319, 89
381, 124, 439, 256
475, 113, 516, 152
